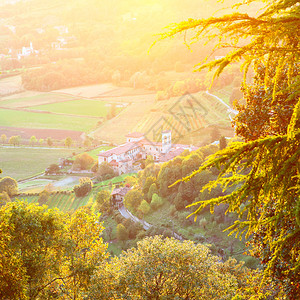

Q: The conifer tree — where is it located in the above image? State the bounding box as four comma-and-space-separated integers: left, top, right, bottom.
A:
162, 1, 300, 297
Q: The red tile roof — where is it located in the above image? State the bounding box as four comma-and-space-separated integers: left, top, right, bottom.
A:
98, 142, 140, 157
111, 186, 131, 196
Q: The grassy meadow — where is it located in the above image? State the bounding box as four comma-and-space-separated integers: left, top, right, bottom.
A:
0, 147, 74, 180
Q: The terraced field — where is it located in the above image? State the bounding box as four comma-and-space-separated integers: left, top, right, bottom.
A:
133, 92, 230, 143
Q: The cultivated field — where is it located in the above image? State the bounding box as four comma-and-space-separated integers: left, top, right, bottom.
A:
28, 99, 124, 117
0, 108, 99, 131
0, 147, 74, 180
53, 83, 153, 98
0, 93, 77, 108
0, 75, 24, 96
91, 100, 156, 144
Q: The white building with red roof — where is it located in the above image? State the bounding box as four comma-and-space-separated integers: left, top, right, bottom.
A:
98, 131, 197, 174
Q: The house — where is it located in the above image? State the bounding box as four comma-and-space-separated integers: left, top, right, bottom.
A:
111, 186, 131, 208
98, 131, 198, 174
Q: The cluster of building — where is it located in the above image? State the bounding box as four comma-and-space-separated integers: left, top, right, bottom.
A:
98, 130, 198, 175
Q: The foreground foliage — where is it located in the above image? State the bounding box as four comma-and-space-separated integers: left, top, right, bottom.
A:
89, 235, 255, 300
162, 0, 300, 298
0, 202, 108, 299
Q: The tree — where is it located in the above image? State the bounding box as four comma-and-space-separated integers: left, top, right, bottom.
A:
38, 138, 44, 146
142, 176, 155, 199
96, 190, 111, 212
89, 236, 255, 299
73, 153, 95, 170
46, 137, 53, 147
150, 193, 163, 210
38, 190, 50, 205
147, 183, 158, 200
0, 177, 18, 197
138, 199, 151, 216
1, 134, 7, 144
9, 135, 21, 146
30, 135, 37, 146
116, 223, 128, 241
45, 163, 60, 175
124, 189, 143, 210
163, 0, 300, 297
73, 177, 93, 197
64, 136, 72, 148
0, 191, 10, 207
0, 202, 108, 299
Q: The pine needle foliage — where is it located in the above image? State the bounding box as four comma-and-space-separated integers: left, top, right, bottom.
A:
163, 0, 300, 297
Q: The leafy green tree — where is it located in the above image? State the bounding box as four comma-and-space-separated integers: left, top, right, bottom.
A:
147, 182, 158, 200
1, 134, 7, 144
46, 137, 53, 147
116, 223, 128, 241
38, 190, 50, 205
90, 236, 254, 299
142, 176, 156, 200
150, 193, 163, 210
73, 177, 93, 197
138, 199, 151, 216
0, 202, 108, 300
74, 153, 95, 170
96, 161, 115, 180
124, 189, 143, 210
64, 136, 72, 148
0, 177, 18, 197
45, 163, 60, 175
39, 138, 44, 146
162, 0, 300, 296
9, 135, 21, 146
96, 190, 111, 212
30, 135, 37, 146
0, 191, 10, 207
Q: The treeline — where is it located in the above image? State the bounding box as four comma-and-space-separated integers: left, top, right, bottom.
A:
0, 201, 265, 300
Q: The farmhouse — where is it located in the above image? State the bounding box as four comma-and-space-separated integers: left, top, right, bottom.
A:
98, 131, 197, 174
110, 186, 132, 208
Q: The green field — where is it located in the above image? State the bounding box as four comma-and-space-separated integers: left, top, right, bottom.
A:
0, 147, 74, 180
29, 99, 123, 117
0, 93, 75, 108
0, 109, 99, 131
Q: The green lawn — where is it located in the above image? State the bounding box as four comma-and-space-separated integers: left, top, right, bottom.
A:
0, 109, 99, 131
29, 99, 122, 117
0, 147, 74, 180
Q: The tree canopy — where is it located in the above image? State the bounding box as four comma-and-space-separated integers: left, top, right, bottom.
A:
163, 0, 300, 297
